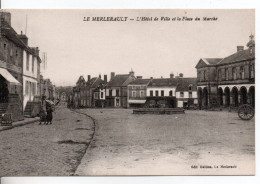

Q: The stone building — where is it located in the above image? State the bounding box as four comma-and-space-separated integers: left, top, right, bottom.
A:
175, 77, 198, 109
105, 70, 136, 108
196, 35, 255, 109
127, 77, 151, 108
146, 74, 178, 108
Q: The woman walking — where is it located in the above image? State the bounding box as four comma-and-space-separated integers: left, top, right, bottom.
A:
46, 99, 54, 124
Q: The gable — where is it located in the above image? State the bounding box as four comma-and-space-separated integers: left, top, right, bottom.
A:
195, 59, 208, 69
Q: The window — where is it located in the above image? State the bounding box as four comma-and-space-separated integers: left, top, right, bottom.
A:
169, 90, 173, 96
16, 50, 18, 57
94, 92, 99, 99
180, 92, 184, 97
201, 71, 205, 81
26, 52, 29, 71
32, 57, 34, 73
225, 68, 229, 80
3, 43, 6, 50
161, 90, 164, 97
132, 91, 136, 97
218, 70, 222, 81
101, 92, 104, 98
109, 89, 112, 96
132, 85, 136, 89
25, 81, 29, 95
189, 91, 192, 98
240, 66, 245, 79
116, 89, 119, 96
232, 67, 236, 80
150, 90, 153, 97
155, 90, 159, 97
188, 85, 192, 91
10, 48, 13, 57
140, 91, 145, 97
249, 64, 254, 79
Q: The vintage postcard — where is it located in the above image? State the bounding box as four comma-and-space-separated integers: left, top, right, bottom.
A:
0, 9, 255, 176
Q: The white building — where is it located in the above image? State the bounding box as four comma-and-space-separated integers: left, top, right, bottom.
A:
21, 43, 41, 109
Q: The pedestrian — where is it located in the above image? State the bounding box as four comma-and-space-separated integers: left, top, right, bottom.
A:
46, 99, 54, 124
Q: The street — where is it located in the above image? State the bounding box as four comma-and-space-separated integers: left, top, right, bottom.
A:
75, 108, 255, 175
0, 103, 95, 176
0, 105, 255, 176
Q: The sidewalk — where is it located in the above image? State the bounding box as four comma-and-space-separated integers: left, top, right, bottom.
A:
0, 117, 40, 131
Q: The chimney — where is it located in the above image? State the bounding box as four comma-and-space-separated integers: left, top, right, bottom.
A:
150, 77, 153, 79
137, 76, 142, 79
179, 73, 183, 78
104, 75, 108, 83
170, 73, 174, 79
111, 72, 115, 80
237, 46, 244, 52
18, 31, 28, 46
0, 12, 11, 25
99, 74, 101, 79
88, 75, 91, 81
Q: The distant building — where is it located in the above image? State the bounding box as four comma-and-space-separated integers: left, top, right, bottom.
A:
105, 70, 136, 108
85, 76, 104, 107
146, 74, 178, 108
127, 77, 151, 108
196, 35, 255, 109
175, 78, 198, 108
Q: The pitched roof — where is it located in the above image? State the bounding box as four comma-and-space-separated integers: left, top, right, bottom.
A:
1, 20, 41, 60
202, 58, 222, 65
218, 48, 255, 65
106, 74, 130, 87
148, 78, 178, 87
90, 77, 104, 88
176, 78, 197, 91
129, 78, 151, 85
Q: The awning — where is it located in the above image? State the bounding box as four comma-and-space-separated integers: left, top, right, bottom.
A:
0, 68, 22, 86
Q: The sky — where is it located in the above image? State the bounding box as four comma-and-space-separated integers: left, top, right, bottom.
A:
6, 9, 255, 86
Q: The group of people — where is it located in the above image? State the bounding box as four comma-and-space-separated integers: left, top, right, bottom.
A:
39, 98, 55, 125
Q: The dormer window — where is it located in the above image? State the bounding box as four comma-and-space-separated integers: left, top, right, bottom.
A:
188, 85, 193, 91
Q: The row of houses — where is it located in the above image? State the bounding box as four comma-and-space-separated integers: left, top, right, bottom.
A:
0, 12, 56, 121
69, 71, 198, 109
70, 35, 255, 110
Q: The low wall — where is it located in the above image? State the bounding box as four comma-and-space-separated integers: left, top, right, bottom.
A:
133, 108, 185, 114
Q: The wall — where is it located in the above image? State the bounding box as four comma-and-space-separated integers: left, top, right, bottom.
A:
176, 91, 197, 98
146, 86, 176, 97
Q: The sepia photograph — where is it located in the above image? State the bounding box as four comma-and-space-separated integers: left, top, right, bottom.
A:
0, 9, 255, 176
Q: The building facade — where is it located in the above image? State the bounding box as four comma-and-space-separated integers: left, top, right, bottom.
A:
146, 75, 178, 108
0, 12, 25, 120
127, 77, 151, 108
196, 35, 255, 109
175, 78, 198, 108
105, 71, 136, 108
